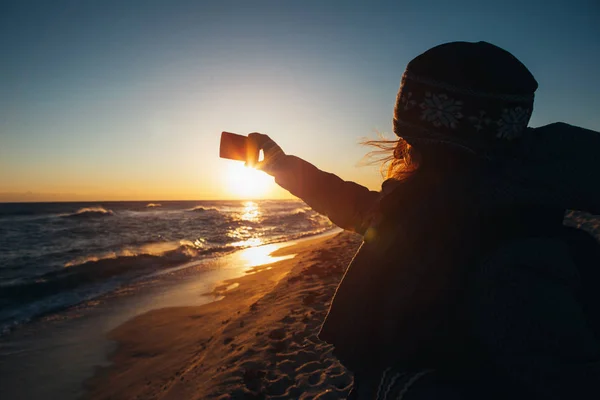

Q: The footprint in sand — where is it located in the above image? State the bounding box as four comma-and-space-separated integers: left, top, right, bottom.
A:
303, 292, 318, 306
280, 315, 296, 324
275, 349, 317, 364
302, 313, 312, 323
242, 368, 266, 393
269, 338, 290, 354
305, 334, 321, 344
309, 389, 340, 400
268, 328, 287, 340
329, 372, 353, 390
265, 374, 294, 396
281, 385, 303, 399
223, 337, 235, 345
308, 370, 322, 386
239, 360, 266, 371
276, 359, 297, 375
295, 360, 322, 375
292, 330, 309, 345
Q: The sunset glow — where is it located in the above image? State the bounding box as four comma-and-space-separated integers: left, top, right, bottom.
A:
224, 162, 275, 199
1, 2, 598, 202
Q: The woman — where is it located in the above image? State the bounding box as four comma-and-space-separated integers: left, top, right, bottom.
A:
247, 42, 600, 399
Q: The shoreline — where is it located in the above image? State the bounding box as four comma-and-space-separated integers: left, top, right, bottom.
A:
85, 231, 362, 399
0, 229, 344, 400
0, 226, 338, 337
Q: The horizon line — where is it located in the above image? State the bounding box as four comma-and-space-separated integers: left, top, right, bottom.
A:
0, 198, 300, 204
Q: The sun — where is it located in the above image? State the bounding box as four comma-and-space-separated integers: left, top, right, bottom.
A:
225, 162, 275, 199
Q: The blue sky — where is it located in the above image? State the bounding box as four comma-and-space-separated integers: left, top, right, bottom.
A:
1, 0, 598, 201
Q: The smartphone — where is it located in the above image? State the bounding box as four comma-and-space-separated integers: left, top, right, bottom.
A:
220, 132, 248, 161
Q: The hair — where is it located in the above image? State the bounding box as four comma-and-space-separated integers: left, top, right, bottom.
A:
360, 137, 420, 180
361, 135, 484, 183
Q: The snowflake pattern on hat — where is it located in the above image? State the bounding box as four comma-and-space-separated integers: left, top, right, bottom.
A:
496, 107, 531, 139
419, 92, 463, 129
400, 92, 417, 111
394, 70, 536, 157
468, 111, 493, 132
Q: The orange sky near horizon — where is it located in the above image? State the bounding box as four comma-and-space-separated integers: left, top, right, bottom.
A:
0, 155, 383, 202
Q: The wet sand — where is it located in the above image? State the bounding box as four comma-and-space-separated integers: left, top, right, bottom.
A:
85, 231, 362, 399
0, 231, 347, 400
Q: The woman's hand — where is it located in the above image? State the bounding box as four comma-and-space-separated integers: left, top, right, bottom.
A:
246, 133, 286, 175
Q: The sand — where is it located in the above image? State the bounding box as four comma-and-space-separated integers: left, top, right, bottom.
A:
85, 231, 363, 400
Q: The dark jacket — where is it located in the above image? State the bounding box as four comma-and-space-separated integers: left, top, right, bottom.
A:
269, 123, 600, 399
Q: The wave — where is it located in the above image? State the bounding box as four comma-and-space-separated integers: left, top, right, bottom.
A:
0, 225, 338, 335
0, 200, 337, 334
61, 207, 114, 218
2, 224, 335, 308
188, 206, 220, 213
222, 209, 332, 235
262, 209, 329, 227
63, 241, 194, 267
0, 242, 200, 326
146, 203, 162, 208
0, 236, 255, 325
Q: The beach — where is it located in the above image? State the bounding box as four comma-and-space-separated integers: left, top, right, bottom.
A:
84, 231, 361, 399
0, 198, 343, 400
3, 208, 597, 400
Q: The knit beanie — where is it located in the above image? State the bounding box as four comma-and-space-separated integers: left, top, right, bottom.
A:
393, 41, 538, 158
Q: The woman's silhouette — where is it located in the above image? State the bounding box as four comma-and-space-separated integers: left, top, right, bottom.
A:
247, 41, 600, 399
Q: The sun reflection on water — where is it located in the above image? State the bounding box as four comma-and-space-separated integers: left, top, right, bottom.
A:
226, 201, 266, 248
237, 243, 294, 269
230, 237, 264, 248
224, 201, 297, 269
240, 201, 261, 222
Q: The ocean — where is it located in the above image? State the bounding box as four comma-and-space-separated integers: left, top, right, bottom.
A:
1, 201, 598, 337
0, 200, 333, 334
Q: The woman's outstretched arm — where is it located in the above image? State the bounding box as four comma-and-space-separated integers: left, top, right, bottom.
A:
247, 133, 380, 235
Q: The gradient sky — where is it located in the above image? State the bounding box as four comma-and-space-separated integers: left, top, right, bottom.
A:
1, 0, 599, 201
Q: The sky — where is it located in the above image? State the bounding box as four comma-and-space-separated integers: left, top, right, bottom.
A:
1, 0, 599, 202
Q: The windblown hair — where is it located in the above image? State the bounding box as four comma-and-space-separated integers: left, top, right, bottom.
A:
361, 134, 486, 182
360, 137, 420, 180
